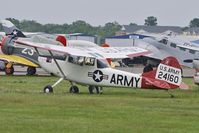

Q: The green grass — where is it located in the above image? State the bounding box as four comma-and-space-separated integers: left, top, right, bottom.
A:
0, 76, 199, 133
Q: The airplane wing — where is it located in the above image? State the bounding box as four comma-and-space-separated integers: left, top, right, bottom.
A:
0, 54, 38, 67
15, 40, 151, 59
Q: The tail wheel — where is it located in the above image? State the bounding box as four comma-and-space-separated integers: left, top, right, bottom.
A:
5, 66, 14, 75
44, 85, 53, 93
69, 86, 79, 94
27, 67, 36, 75
88, 86, 102, 94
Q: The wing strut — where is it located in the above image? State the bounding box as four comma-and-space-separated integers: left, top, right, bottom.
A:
48, 50, 66, 79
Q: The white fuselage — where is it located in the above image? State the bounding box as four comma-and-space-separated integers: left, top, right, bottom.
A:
38, 56, 142, 88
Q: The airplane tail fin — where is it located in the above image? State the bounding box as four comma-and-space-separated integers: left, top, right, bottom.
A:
141, 56, 182, 90
0, 20, 26, 37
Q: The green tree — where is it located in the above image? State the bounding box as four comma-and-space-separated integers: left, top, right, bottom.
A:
67, 20, 94, 35
44, 23, 66, 34
97, 21, 122, 43
190, 18, 199, 27
6, 18, 21, 28
144, 16, 157, 26
129, 23, 137, 26
20, 20, 43, 32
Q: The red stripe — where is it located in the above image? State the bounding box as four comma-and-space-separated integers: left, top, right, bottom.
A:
127, 51, 151, 57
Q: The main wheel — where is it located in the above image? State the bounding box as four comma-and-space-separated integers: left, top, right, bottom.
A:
44, 85, 53, 93
88, 86, 102, 94
69, 86, 79, 93
27, 67, 36, 75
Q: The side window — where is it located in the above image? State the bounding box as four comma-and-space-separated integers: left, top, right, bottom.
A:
68, 56, 84, 65
159, 39, 168, 45
189, 50, 196, 54
97, 59, 108, 68
170, 43, 176, 48
84, 57, 95, 66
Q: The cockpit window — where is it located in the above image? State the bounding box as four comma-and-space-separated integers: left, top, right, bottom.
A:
170, 43, 177, 48
159, 38, 168, 45
84, 57, 95, 66
68, 55, 84, 65
97, 59, 108, 68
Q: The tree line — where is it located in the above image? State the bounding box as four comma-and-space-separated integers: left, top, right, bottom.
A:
1, 17, 199, 42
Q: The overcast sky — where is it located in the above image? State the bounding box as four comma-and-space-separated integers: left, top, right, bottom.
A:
0, 0, 198, 27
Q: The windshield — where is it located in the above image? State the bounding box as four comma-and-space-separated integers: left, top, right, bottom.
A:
97, 59, 108, 68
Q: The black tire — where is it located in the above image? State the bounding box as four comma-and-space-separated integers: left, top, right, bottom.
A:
5, 66, 14, 75
69, 86, 79, 93
27, 67, 36, 75
44, 85, 53, 93
88, 86, 95, 94
88, 86, 102, 94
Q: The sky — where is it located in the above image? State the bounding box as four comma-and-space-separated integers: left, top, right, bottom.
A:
0, 0, 199, 27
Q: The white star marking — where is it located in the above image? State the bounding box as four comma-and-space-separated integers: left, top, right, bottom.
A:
13, 30, 18, 35
94, 71, 102, 81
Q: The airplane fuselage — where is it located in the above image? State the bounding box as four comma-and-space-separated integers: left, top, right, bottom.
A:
38, 56, 142, 88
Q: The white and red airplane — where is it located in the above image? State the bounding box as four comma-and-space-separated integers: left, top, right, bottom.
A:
12, 39, 182, 97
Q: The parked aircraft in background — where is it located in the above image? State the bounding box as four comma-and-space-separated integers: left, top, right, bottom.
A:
13, 38, 182, 97
0, 20, 99, 75
106, 33, 199, 69
176, 44, 199, 86
140, 35, 199, 68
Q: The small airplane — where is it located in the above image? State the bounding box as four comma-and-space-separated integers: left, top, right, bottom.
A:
0, 20, 101, 75
12, 38, 182, 97
141, 34, 199, 68
106, 33, 199, 68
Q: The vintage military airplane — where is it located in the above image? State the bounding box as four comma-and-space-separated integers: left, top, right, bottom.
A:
106, 33, 199, 68
0, 20, 101, 75
11, 38, 182, 97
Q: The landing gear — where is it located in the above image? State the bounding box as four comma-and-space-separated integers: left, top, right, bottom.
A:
88, 86, 103, 94
27, 66, 36, 75
167, 90, 175, 98
69, 86, 79, 93
44, 85, 53, 93
43, 78, 64, 94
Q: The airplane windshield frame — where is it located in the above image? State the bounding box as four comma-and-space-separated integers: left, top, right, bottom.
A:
97, 59, 108, 68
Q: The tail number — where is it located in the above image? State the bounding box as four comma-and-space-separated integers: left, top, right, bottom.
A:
155, 64, 181, 85
157, 71, 179, 84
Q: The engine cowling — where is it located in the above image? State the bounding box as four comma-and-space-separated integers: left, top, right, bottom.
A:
1, 36, 15, 55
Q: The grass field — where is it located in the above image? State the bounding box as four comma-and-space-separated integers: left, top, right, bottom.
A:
0, 76, 199, 133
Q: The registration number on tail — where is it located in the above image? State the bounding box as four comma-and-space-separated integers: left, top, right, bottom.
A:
155, 64, 181, 86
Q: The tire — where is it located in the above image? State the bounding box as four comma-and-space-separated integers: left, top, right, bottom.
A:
5, 66, 14, 75
27, 67, 36, 75
88, 86, 102, 94
44, 85, 53, 93
69, 86, 79, 93
88, 86, 95, 94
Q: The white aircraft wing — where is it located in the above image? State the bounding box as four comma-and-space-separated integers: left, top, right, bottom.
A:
15, 40, 150, 59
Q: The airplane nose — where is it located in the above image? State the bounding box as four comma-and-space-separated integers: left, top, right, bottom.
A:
1, 36, 15, 55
